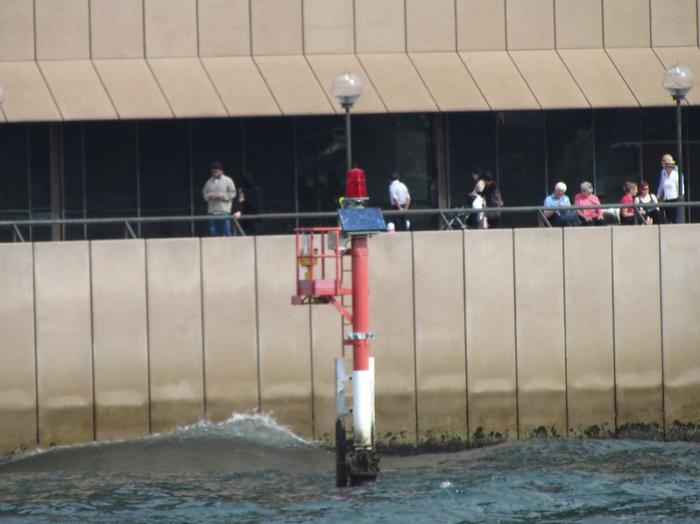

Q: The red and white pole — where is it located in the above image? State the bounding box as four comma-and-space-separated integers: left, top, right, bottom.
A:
350, 235, 373, 448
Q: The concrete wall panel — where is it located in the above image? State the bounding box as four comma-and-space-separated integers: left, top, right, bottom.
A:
409, 52, 489, 111
148, 58, 227, 117
612, 227, 663, 438
369, 233, 416, 447
201, 237, 259, 421
406, 0, 456, 52
514, 229, 567, 438
651, 0, 697, 47
603, 0, 650, 48
0, 0, 35, 60
606, 48, 672, 107
251, 0, 303, 55
0, 62, 61, 122
358, 54, 437, 112
202, 57, 281, 116
460, 51, 540, 110
355, 0, 405, 53
303, 0, 354, 54
36, 0, 90, 60
510, 50, 589, 109
256, 235, 313, 437
465, 230, 517, 445
555, 0, 603, 49
39, 61, 118, 121
457, 0, 506, 51
146, 239, 204, 432
0, 245, 36, 453
34, 242, 93, 446
506, 0, 555, 50
91, 0, 144, 58
563, 228, 615, 438
198, 0, 250, 56
413, 231, 467, 446
94, 59, 173, 119
91, 240, 149, 441
144, 0, 197, 58
558, 49, 638, 108
255, 56, 334, 115
660, 225, 700, 440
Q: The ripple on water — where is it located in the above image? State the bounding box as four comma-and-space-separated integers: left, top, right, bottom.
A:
1, 419, 700, 523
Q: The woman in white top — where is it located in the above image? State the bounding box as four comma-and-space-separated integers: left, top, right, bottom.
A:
635, 181, 666, 225
657, 154, 682, 223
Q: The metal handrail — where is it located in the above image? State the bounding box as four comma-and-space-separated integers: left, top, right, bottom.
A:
1, 201, 698, 242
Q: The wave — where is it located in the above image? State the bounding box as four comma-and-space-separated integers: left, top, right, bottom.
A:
0, 412, 332, 474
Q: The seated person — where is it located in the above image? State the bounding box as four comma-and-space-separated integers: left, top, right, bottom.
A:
635, 181, 666, 225
619, 182, 638, 225
544, 182, 577, 227
573, 181, 605, 226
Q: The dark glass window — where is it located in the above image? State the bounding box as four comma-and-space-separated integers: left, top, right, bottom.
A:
497, 111, 545, 227
353, 114, 396, 207
296, 116, 346, 232
243, 117, 294, 234
139, 120, 191, 238
0, 123, 29, 241
641, 107, 677, 195
447, 111, 496, 207
84, 121, 139, 239
594, 108, 641, 203
396, 114, 437, 229
29, 124, 51, 241
62, 122, 86, 240
546, 110, 594, 201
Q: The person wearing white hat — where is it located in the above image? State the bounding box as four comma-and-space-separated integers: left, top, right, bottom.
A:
657, 153, 683, 223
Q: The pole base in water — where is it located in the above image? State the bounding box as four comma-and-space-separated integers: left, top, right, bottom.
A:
347, 448, 380, 486
335, 418, 349, 488
336, 418, 380, 487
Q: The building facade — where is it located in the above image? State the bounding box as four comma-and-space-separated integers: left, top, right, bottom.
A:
1, 0, 700, 238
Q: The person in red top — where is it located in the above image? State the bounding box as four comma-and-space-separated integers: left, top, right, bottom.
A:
619, 182, 638, 225
573, 181, 605, 226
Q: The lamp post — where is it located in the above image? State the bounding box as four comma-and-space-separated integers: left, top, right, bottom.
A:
663, 65, 694, 223
331, 73, 363, 173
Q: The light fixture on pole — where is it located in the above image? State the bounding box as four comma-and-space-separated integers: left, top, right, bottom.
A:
332, 73, 363, 173
663, 65, 694, 223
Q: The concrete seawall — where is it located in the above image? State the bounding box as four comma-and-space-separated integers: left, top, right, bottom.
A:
1, 226, 699, 455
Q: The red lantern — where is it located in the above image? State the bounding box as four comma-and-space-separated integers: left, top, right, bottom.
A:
345, 168, 368, 200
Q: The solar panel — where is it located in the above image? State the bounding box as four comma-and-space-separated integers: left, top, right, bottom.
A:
337, 207, 386, 234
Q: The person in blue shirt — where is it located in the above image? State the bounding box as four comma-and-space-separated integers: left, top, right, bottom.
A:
544, 182, 576, 227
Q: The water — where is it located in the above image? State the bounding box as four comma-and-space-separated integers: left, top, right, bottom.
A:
1, 414, 699, 523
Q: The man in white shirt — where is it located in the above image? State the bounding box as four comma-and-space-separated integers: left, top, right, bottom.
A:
657, 153, 683, 223
388, 173, 411, 231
